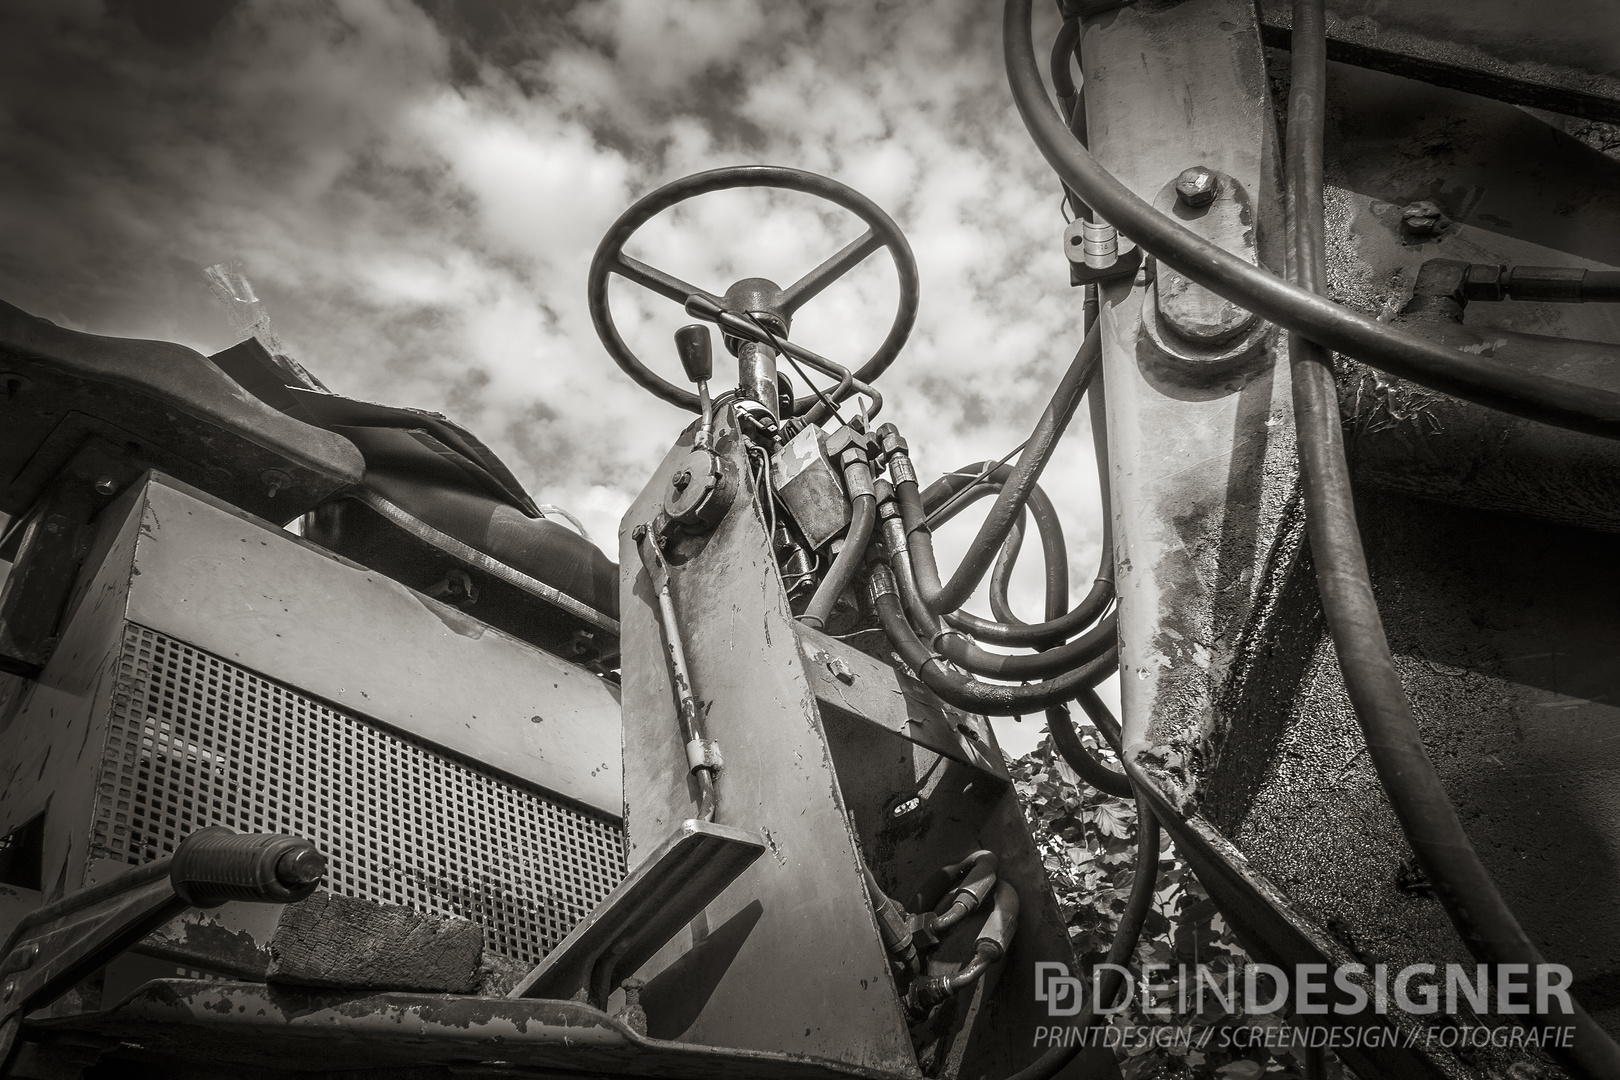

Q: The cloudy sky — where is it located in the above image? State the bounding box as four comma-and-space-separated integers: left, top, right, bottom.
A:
0, 0, 1112, 751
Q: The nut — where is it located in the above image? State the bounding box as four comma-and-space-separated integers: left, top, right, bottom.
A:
94, 476, 118, 495
1174, 166, 1218, 207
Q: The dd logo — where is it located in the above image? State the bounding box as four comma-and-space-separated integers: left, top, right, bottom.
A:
1035, 962, 1085, 1016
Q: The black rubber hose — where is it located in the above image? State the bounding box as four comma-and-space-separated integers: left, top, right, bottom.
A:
988, 509, 1032, 625
1002, 0, 1620, 440
1075, 683, 1122, 754
801, 491, 876, 630
1282, 4, 1619, 1076
907, 321, 1101, 613
1003, 793, 1160, 1080
923, 463, 1070, 619
901, 471, 1114, 647
882, 501, 1117, 680
1048, 705, 1132, 798
870, 575, 1116, 716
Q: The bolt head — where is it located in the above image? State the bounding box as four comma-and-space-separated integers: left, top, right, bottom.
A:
1400, 199, 1448, 235
1, 977, 15, 1003
671, 469, 691, 491
1174, 166, 1218, 207
94, 476, 118, 495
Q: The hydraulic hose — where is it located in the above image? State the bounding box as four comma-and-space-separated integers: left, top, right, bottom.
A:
1003, 793, 1160, 1080
899, 465, 1114, 648
906, 321, 1102, 613
928, 850, 999, 936
1048, 704, 1132, 798
800, 490, 875, 629
801, 449, 878, 630
1281, 3, 1619, 1075
880, 498, 1117, 680
988, 509, 1037, 625
1004, 0, 1620, 440
906, 469, 1111, 646
870, 568, 1116, 715
906, 879, 1022, 1014
1075, 683, 1122, 754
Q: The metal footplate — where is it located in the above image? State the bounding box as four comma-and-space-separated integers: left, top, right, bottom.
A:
509, 818, 764, 1008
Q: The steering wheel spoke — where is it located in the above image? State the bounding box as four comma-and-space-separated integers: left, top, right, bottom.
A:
611, 253, 719, 309
781, 228, 883, 314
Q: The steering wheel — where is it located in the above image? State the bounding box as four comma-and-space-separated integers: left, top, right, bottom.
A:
587, 165, 920, 414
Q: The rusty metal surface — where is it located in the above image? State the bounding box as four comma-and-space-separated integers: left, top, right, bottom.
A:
20, 980, 916, 1079
1080, 0, 1302, 812
820, 710, 1117, 1079
1347, 317, 1620, 533
1126, 779, 1467, 1080
511, 818, 763, 1005
616, 412, 915, 1072
0, 479, 142, 917
1258, 0, 1620, 124
1230, 490, 1620, 1044
796, 628, 1005, 780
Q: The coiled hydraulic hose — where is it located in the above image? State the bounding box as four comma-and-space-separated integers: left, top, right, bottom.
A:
1003, 0, 1620, 440
870, 566, 1115, 715
943, 398, 1116, 645
929, 464, 1071, 628
987, 509, 1046, 626
898, 463, 1115, 649
1280, 3, 1619, 1075
1004, 793, 1161, 1080
879, 488, 1117, 681
905, 321, 1102, 614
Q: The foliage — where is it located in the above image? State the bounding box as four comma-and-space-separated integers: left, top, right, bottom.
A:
1010, 728, 1348, 1080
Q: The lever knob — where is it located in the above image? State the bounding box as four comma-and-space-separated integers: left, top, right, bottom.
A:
675, 324, 713, 384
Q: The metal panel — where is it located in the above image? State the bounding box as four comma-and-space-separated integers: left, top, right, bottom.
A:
0, 480, 144, 912
797, 627, 1005, 779
1080, 0, 1302, 811
512, 818, 763, 1002
617, 418, 915, 1072
122, 476, 622, 817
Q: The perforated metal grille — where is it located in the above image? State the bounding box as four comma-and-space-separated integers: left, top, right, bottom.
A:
91, 625, 625, 964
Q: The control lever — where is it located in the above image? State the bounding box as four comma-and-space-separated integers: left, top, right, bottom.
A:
0, 828, 326, 1071
675, 324, 716, 450
659, 325, 733, 534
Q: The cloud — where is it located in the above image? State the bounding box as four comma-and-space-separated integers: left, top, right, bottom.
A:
0, 0, 1105, 703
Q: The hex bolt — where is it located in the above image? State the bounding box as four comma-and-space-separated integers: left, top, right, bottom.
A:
671, 469, 691, 492
1400, 200, 1448, 236
1174, 166, 1218, 207
94, 476, 117, 495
